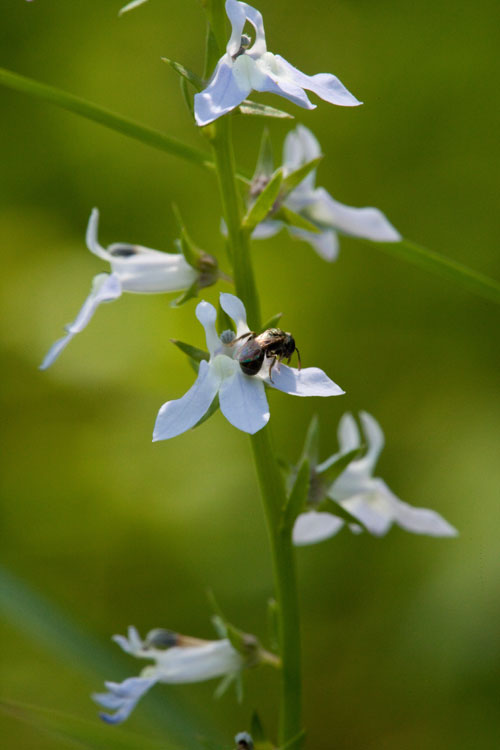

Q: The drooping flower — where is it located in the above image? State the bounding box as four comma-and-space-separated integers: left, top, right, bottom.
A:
153, 292, 344, 440
93, 626, 244, 724
40, 209, 217, 369
252, 125, 401, 261
194, 0, 361, 127
293, 411, 458, 545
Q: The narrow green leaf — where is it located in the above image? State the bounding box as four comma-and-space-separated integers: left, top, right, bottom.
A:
203, 26, 220, 81
316, 497, 367, 530
180, 77, 195, 118
363, 236, 500, 305
274, 205, 320, 234
161, 57, 204, 91
281, 459, 310, 533
300, 414, 320, 467
171, 279, 200, 307
170, 339, 209, 363
243, 170, 284, 231
254, 128, 274, 180
281, 157, 322, 198
250, 711, 267, 742
317, 447, 362, 485
0, 67, 213, 170
260, 312, 282, 332
238, 100, 294, 119
217, 300, 237, 335
0, 699, 172, 750
172, 205, 202, 267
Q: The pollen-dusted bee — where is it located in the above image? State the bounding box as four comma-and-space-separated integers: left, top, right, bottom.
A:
235, 328, 301, 381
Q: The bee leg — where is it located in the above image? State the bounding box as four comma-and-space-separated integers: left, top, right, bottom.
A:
233, 331, 255, 343
295, 347, 302, 371
268, 356, 277, 382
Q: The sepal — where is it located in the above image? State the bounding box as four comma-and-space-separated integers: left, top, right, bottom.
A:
243, 169, 284, 232
318, 447, 363, 485
274, 205, 320, 234
260, 311, 283, 332
281, 156, 322, 199
237, 101, 294, 120
161, 57, 203, 91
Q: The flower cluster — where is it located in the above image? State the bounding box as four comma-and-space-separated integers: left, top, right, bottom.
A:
293, 412, 458, 545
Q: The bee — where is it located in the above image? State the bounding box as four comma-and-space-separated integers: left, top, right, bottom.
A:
235, 328, 301, 381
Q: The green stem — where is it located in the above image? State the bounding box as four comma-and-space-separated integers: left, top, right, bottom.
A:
251, 430, 303, 746
204, 4, 303, 742
209, 117, 261, 330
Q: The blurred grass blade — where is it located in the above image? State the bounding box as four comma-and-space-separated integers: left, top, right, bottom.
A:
0, 699, 174, 750
365, 237, 500, 304
0, 68, 212, 169
0, 566, 219, 748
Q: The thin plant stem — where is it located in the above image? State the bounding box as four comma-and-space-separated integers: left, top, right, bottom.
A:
205, 70, 303, 750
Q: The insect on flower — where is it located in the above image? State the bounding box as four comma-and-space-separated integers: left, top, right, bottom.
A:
235, 328, 301, 381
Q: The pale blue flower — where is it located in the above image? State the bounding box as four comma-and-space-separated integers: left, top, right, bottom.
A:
293, 412, 458, 544
253, 125, 401, 261
195, 0, 361, 126
153, 293, 344, 439
94, 626, 243, 724
40, 209, 198, 370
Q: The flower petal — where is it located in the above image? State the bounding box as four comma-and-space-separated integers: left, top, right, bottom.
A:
376, 481, 458, 537
219, 292, 249, 337
274, 56, 362, 107
39, 273, 122, 370
283, 124, 321, 174
287, 225, 339, 262
153, 360, 221, 441
253, 55, 316, 110
109, 248, 196, 293
154, 640, 242, 683
93, 676, 157, 725
266, 365, 344, 397
225, 0, 248, 57
251, 219, 284, 240
239, 1, 267, 57
293, 511, 344, 546
308, 188, 401, 242
356, 411, 385, 475
196, 300, 220, 356
85, 208, 111, 260
340, 490, 394, 536
194, 56, 250, 127
219, 370, 270, 433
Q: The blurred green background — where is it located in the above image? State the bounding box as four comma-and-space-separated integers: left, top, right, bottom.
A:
1, 1, 499, 748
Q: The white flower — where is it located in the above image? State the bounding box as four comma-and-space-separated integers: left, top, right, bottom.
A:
93, 626, 243, 724
194, 0, 361, 127
40, 208, 198, 370
293, 411, 458, 545
119, 0, 149, 15
153, 292, 344, 439
253, 125, 401, 261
